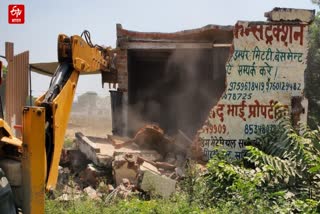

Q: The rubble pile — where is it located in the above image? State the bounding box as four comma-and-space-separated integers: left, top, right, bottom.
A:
56, 124, 193, 201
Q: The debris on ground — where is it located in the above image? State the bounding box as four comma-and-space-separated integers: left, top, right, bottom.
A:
56, 180, 82, 201
109, 135, 132, 149
83, 186, 102, 200
79, 164, 106, 188
60, 148, 89, 172
140, 170, 176, 198
105, 178, 138, 202
129, 124, 173, 156
56, 166, 71, 190
57, 124, 199, 201
75, 132, 113, 167
112, 153, 139, 186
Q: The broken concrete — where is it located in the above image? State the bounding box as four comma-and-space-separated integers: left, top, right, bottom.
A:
111, 149, 178, 198
75, 132, 163, 167
108, 135, 132, 149
139, 161, 161, 175
112, 153, 139, 186
155, 162, 176, 171
75, 132, 113, 166
105, 178, 137, 202
60, 147, 89, 172
113, 149, 162, 163
110, 145, 182, 197
140, 170, 176, 198
79, 164, 106, 188
84, 186, 101, 200
69, 123, 190, 199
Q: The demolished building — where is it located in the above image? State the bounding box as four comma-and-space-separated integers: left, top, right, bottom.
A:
106, 7, 315, 161
62, 7, 316, 199
109, 24, 233, 138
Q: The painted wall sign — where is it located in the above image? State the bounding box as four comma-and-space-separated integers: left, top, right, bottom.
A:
195, 8, 314, 161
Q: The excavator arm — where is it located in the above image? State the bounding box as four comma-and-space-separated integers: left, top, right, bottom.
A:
35, 32, 116, 191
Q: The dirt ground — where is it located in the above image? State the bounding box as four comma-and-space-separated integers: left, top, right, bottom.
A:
65, 113, 112, 140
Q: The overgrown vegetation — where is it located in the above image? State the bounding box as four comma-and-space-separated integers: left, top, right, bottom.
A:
46, 194, 210, 214
195, 112, 320, 213
306, 12, 320, 128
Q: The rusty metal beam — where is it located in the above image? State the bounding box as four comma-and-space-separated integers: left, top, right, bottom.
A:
4, 43, 29, 137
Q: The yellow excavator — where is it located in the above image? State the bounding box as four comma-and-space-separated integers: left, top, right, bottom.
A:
0, 31, 117, 214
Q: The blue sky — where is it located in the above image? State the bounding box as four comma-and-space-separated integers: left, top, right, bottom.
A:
0, 0, 318, 98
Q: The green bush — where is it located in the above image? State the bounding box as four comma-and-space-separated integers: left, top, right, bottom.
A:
196, 113, 320, 213
46, 194, 212, 214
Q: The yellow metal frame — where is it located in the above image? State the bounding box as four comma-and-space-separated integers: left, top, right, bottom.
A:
0, 119, 22, 147
71, 35, 109, 72
33, 33, 115, 191
41, 70, 79, 190
21, 107, 45, 214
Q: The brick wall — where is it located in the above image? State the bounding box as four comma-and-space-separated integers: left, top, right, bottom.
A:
116, 49, 128, 91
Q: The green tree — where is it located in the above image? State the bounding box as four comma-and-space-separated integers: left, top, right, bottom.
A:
306, 12, 320, 128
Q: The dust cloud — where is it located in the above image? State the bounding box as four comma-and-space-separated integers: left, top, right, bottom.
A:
127, 49, 228, 140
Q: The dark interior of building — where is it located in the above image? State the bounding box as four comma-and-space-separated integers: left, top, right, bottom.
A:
127, 48, 230, 138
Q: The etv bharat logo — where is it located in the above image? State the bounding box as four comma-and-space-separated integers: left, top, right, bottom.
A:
8, 5, 25, 24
